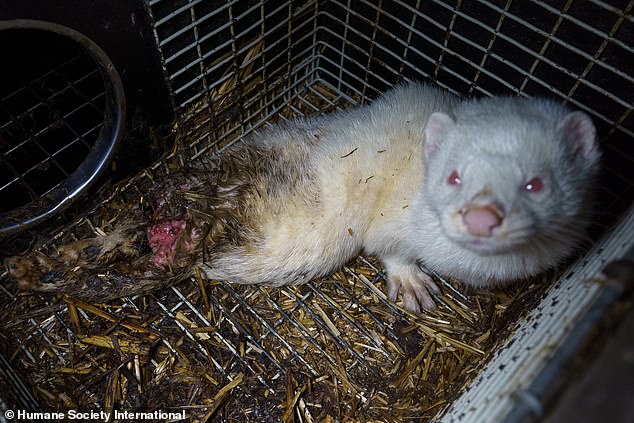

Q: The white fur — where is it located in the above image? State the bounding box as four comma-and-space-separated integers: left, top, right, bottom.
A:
201, 83, 600, 311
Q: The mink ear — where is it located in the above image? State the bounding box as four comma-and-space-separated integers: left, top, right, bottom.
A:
424, 112, 454, 158
558, 111, 599, 161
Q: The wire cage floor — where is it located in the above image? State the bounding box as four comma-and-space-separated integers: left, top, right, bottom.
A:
1, 0, 634, 422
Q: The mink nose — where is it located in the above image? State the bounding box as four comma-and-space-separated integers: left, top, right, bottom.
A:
461, 204, 504, 237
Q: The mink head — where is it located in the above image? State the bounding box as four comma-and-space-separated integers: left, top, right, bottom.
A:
421, 96, 601, 261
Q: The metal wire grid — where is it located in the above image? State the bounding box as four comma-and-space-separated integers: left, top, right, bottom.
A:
148, 0, 633, 135
144, 0, 329, 163
148, 0, 321, 109
166, 261, 409, 379
317, 0, 633, 129
0, 40, 107, 214
147, 0, 633, 211
314, 0, 634, 211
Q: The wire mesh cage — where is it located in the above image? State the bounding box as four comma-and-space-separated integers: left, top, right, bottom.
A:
0, 1, 633, 422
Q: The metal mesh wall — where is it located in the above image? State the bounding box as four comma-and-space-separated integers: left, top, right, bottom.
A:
313, 0, 634, 218
148, 0, 633, 217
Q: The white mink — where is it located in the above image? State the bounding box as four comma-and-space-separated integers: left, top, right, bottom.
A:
196, 82, 601, 311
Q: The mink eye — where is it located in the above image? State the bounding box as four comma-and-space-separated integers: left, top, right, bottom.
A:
524, 177, 544, 193
447, 170, 461, 186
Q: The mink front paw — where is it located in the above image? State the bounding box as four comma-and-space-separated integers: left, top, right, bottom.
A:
383, 259, 440, 312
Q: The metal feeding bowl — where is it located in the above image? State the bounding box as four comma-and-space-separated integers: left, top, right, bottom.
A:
0, 19, 125, 235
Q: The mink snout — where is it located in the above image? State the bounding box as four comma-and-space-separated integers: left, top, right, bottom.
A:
460, 203, 504, 237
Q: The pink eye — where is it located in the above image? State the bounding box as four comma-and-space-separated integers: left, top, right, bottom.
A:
524, 177, 544, 193
448, 170, 461, 186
